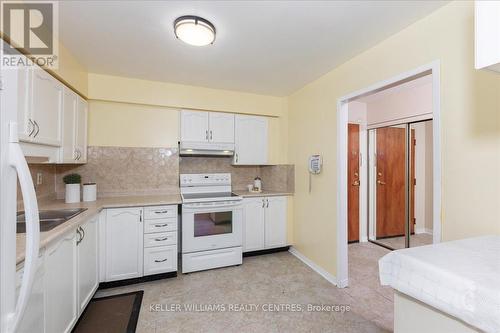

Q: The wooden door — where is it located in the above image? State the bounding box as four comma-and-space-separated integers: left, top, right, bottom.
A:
348, 124, 360, 242
376, 127, 406, 238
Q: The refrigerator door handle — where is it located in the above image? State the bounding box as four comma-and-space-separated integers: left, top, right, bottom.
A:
7, 123, 40, 332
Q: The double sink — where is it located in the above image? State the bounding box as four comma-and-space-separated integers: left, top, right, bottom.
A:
16, 208, 88, 233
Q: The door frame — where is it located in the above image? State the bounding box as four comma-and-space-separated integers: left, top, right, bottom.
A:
336, 61, 442, 288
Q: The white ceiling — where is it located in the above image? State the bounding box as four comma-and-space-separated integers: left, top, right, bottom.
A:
59, 1, 447, 96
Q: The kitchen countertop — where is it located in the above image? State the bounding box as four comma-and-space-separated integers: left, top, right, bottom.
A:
233, 190, 294, 198
16, 194, 182, 265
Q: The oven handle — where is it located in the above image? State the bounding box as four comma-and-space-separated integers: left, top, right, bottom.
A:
183, 201, 242, 210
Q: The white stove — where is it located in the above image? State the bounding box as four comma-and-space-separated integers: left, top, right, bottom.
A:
180, 173, 243, 273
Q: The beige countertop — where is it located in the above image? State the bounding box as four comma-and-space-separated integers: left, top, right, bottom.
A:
16, 194, 182, 265
233, 190, 294, 198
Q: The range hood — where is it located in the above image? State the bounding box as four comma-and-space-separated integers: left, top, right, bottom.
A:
179, 142, 234, 156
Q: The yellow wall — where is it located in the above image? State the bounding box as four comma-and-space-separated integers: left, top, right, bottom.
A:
87, 73, 289, 164
52, 42, 88, 96
88, 101, 179, 147
288, 1, 500, 277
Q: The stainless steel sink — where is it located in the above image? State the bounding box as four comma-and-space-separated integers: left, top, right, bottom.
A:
16, 208, 88, 233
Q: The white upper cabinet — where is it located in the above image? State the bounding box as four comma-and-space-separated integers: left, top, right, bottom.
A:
180, 110, 209, 142
180, 110, 235, 144
234, 115, 268, 165
475, 0, 500, 72
61, 88, 77, 162
208, 112, 234, 143
29, 67, 63, 146
60, 89, 88, 163
75, 96, 88, 163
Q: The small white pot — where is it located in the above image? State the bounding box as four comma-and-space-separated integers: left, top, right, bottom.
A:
65, 184, 81, 203
82, 183, 97, 202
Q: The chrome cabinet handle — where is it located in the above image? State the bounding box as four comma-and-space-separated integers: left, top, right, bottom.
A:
33, 121, 39, 138
139, 211, 143, 222
74, 149, 78, 160
154, 236, 169, 241
154, 258, 168, 263
28, 119, 35, 137
262, 199, 265, 208
235, 153, 239, 163
205, 130, 208, 140
154, 210, 169, 214
79, 226, 85, 242
77, 149, 82, 160
210, 130, 213, 140
266, 199, 269, 208
154, 223, 168, 227
76, 228, 82, 245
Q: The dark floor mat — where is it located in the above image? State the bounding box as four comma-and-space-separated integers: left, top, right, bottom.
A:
72, 291, 143, 333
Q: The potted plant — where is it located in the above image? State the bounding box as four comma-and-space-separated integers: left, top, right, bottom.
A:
63, 173, 81, 203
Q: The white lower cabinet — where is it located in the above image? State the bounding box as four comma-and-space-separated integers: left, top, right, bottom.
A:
77, 217, 99, 313
243, 196, 287, 252
105, 208, 144, 281
103, 205, 178, 282
16, 255, 45, 333
144, 245, 177, 276
45, 232, 78, 333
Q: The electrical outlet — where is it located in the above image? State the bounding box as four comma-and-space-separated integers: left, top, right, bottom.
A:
36, 172, 43, 185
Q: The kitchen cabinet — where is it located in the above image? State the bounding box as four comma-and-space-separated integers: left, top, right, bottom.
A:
234, 115, 268, 165
243, 196, 287, 252
243, 198, 266, 252
105, 208, 144, 281
60, 88, 88, 163
475, 0, 500, 72
77, 218, 98, 314
180, 110, 234, 143
16, 255, 45, 333
45, 232, 78, 333
28, 67, 63, 146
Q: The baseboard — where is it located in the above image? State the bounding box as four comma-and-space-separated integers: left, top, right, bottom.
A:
243, 246, 290, 257
99, 271, 177, 289
288, 247, 337, 286
415, 228, 434, 235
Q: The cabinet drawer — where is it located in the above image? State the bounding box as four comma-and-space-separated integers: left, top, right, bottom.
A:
144, 245, 177, 275
144, 205, 177, 220
144, 217, 177, 234
144, 231, 177, 248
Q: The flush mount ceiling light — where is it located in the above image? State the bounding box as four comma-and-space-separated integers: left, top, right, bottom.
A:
174, 15, 216, 46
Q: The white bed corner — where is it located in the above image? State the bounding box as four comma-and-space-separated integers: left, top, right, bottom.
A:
379, 235, 500, 333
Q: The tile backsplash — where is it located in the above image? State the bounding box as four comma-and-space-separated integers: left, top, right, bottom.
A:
23, 146, 294, 201
56, 146, 179, 198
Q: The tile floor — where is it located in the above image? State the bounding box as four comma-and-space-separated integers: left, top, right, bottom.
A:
95, 245, 393, 332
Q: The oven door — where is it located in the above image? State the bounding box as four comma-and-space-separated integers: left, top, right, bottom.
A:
182, 201, 243, 253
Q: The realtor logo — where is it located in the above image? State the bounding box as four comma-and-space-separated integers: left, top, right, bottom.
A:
1, 1, 58, 68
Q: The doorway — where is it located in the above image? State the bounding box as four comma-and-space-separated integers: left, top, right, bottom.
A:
368, 120, 433, 250
337, 61, 441, 288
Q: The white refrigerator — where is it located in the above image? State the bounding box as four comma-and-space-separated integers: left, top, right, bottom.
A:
0, 40, 41, 333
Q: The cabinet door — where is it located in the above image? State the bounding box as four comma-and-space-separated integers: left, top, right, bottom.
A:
234, 115, 268, 165
105, 208, 143, 281
61, 88, 77, 163
15, 65, 32, 142
264, 196, 287, 248
180, 110, 209, 142
243, 198, 266, 252
16, 258, 45, 333
77, 218, 98, 314
75, 96, 88, 162
45, 232, 77, 333
209, 112, 234, 143
30, 67, 63, 146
